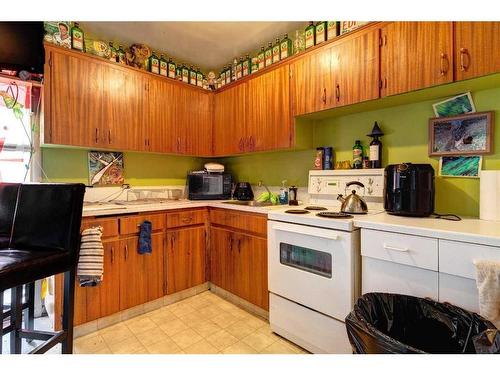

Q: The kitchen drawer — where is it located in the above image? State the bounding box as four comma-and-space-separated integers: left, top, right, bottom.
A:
361, 229, 438, 271
439, 239, 500, 279
166, 209, 207, 228
209, 208, 267, 237
119, 213, 165, 235
362, 257, 439, 300
81, 217, 119, 238
439, 273, 479, 313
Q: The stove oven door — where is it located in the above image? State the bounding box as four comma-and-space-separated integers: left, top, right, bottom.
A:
268, 220, 358, 321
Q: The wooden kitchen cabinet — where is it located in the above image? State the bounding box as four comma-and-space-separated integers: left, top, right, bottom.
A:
454, 22, 500, 81
380, 22, 453, 96
166, 226, 207, 294
213, 83, 247, 155
209, 226, 231, 290
45, 48, 104, 147
147, 77, 177, 153
246, 65, 291, 152
98, 240, 121, 317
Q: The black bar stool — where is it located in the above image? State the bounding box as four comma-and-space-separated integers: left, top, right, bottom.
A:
0, 183, 85, 354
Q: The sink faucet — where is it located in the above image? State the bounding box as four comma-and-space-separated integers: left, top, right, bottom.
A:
258, 180, 271, 194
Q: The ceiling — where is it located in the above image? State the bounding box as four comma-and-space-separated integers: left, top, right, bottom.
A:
80, 22, 306, 72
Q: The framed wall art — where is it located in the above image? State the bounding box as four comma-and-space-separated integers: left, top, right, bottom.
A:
428, 111, 493, 156
88, 151, 124, 186
439, 156, 482, 178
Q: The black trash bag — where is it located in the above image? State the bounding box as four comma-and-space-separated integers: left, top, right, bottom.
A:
345, 293, 499, 354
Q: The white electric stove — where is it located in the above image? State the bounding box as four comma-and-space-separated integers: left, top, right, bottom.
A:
267, 169, 385, 354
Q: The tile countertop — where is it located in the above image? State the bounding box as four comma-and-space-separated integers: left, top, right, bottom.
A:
82, 199, 282, 217
353, 212, 500, 248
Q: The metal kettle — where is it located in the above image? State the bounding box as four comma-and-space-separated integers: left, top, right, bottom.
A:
337, 181, 368, 214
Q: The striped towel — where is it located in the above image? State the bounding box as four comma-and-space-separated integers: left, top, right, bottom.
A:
77, 227, 104, 287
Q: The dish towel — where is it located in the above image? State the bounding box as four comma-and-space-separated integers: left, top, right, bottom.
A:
474, 259, 500, 329
77, 227, 104, 287
138, 220, 152, 254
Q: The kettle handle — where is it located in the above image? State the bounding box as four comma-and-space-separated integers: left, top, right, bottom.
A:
345, 181, 365, 195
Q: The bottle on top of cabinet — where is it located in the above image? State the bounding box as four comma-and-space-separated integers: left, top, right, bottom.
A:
159, 54, 168, 77
243, 54, 251, 76
108, 42, 117, 62
117, 45, 126, 64
327, 21, 339, 40
232, 58, 238, 81
189, 65, 197, 85
181, 63, 189, 83
167, 58, 176, 79
315, 21, 327, 44
251, 55, 259, 74
353, 140, 363, 169
305, 21, 316, 49
280, 33, 292, 60
264, 42, 273, 67
219, 66, 226, 87
196, 67, 203, 87
149, 51, 160, 74
257, 46, 266, 70
225, 65, 232, 85
71, 22, 84, 51
272, 38, 281, 63
236, 57, 243, 80
294, 29, 306, 54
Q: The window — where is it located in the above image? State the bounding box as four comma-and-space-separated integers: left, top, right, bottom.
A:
0, 78, 38, 183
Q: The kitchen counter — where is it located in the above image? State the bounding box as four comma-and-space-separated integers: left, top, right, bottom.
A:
82, 199, 281, 217
354, 212, 500, 248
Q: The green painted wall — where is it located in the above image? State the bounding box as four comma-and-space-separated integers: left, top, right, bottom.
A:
41, 148, 204, 186
223, 84, 500, 217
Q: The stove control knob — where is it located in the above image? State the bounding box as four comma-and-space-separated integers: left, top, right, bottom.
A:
367, 187, 373, 195
316, 178, 322, 192
368, 177, 374, 185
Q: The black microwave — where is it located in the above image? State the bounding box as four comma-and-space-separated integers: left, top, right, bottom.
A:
187, 172, 232, 200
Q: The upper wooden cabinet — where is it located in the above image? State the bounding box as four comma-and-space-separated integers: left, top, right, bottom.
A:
147, 77, 177, 153
291, 26, 379, 115
247, 65, 291, 152
184, 89, 213, 157
213, 83, 247, 156
455, 22, 500, 81
380, 22, 453, 96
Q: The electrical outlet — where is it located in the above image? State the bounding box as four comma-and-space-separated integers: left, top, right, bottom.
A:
122, 183, 130, 189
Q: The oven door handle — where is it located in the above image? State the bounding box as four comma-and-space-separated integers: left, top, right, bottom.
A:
272, 224, 339, 240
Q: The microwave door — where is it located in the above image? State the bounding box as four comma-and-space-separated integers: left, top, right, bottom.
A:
204, 176, 223, 195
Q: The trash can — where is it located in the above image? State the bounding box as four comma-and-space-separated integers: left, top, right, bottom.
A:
345, 293, 500, 354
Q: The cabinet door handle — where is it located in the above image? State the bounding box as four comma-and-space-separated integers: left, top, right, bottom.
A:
238, 137, 244, 152
460, 48, 470, 71
383, 244, 409, 252
440, 53, 449, 76
177, 137, 181, 152
95, 128, 99, 144
229, 233, 233, 252
110, 246, 114, 264
335, 84, 340, 102
108, 129, 112, 144
237, 238, 242, 253
170, 234, 175, 249
125, 244, 129, 260
322, 88, 327, 104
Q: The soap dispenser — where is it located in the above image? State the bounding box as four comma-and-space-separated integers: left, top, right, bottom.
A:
279, 180, 288, 205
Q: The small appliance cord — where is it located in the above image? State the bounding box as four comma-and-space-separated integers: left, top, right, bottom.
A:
431, 212, 462, 221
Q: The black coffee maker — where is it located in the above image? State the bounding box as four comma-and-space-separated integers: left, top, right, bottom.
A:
384, 163, 435, 217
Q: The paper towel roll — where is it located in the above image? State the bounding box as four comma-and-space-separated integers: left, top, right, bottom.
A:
480, 171, 500, 221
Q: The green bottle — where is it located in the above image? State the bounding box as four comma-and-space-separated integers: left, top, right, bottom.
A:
264, 42, 273, 67
167, 58, 176, 79
251, 55, 259, 74
71, 22, 84, 51
176, 65, 182, 80
305, 21, 316, 49
327, 21, 339, 40
272, 38, 281, 63
236, 57, 244, 80
257, 46, 265, 70
353, 140, 363, 169
196, 67, 203, 87
108, 42, 117, 62
280, 33, 292, 60
315, 21, 327, 44
149, 51, 160, 74
181, 63, 189, 83
117, 45, 126, 64
225, 65, 232, 85
243, 54, 251, 76
220, 66, 226, 86
189, 65, 197, 85
159, 54, 168, 76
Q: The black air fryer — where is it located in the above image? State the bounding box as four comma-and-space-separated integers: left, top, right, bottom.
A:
384, 163, 435, 217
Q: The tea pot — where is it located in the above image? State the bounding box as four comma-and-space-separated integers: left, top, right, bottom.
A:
337, 181, 368, 214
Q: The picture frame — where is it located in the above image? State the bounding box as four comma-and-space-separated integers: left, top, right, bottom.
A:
428, 111, 494, 156
439, 156, 482, 178
88, 151, 125, 186
432, 92, 476, 118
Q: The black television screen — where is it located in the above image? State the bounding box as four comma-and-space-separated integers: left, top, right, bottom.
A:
0, 21, 44, 74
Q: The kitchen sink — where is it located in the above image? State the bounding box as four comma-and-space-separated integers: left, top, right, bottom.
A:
222, 200, 274, 207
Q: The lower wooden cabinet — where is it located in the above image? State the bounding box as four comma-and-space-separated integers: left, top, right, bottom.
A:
166, 226, 207, 294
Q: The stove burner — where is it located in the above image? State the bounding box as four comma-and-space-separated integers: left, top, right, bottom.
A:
316, 211, 353, 219
304, 206, 328, 211
285, 209, 310, 214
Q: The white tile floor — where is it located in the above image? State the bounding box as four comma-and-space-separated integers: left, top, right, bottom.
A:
73, 291, 308, 354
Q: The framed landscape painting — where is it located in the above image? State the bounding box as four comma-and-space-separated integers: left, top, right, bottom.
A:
428, 111, 493, 156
